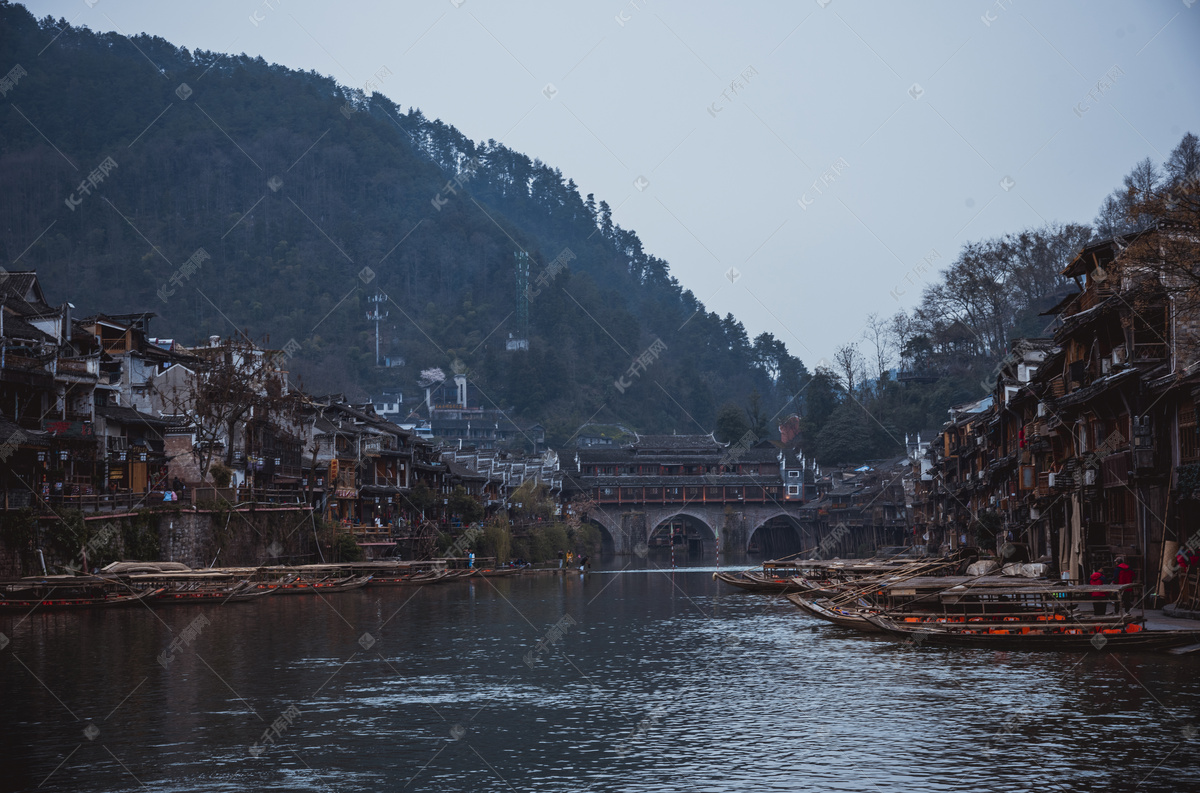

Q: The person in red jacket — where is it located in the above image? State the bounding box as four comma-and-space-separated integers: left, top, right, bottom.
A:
1115, 557, 1135, 612
1089, 570, 1107, 617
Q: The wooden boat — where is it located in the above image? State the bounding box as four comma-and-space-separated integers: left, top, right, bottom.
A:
252, 574, 372, 594
151, 579, 276, 604
367, 570, 453, 586
789, 576, 845, 597
0, 578, 164, 610
785, 593, 883, 632
713, 571, 798, 592
865, 613, 1200, 651
469, 567, 524, 578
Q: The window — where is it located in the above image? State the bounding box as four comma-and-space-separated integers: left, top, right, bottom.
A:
787, 485, 800, 496
1181, 403, 1199, 463
788, 470, 800, 478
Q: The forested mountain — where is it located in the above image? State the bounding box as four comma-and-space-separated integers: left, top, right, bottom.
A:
0, 3, 807, 446
2, 3, 1194, 462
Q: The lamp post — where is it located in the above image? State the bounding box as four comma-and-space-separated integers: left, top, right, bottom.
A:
366, 293, 389, 367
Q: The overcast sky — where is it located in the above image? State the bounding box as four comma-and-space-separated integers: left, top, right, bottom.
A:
25, 0, 1200, 366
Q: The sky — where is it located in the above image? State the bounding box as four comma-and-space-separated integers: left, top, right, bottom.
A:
23, 0, 1200, 367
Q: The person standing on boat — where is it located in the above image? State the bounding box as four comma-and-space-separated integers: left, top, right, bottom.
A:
1089, 569, 1107, 616
1115, 557, 1134, 611
468, 550, 475, 569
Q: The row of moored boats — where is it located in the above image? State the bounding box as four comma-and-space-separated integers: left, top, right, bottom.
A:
0, 560, 526, 611
715, 555, 1200, 652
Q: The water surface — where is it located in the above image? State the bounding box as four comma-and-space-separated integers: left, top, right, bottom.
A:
3, 559, 1198, 792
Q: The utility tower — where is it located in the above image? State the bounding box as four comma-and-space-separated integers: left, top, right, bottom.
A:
366, 292, 389, 366
506, 251, 530, 351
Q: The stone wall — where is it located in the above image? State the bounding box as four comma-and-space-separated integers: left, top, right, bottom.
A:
157, 507, 317, 568
164, 435, 204, 483
0, 506, 318, 577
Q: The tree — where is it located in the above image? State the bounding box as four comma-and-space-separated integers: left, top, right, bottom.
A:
1095, 157, 1163, 237
814, 404, 872, 465
448, 485, 484, 524
862, 313, 895, 385
481, 516, 512, 564
752, 332, 788, 381
1165, 132, 1200, 185
715, 401, 751, 443
744, 389, 768, 439
152, 337, 300, 484
1120, 162, 1200, 363
407, 481, 439, 517
1094, 193, 1127, 239
833, 343, 865, 397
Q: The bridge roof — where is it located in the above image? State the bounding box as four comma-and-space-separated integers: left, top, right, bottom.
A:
632, 433, 723, 452
578, 474, 781, 487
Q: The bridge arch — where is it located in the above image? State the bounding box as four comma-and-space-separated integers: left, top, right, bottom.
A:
647, 511, 718, 554
747, 514, 805, 558
583, 518, 617, 555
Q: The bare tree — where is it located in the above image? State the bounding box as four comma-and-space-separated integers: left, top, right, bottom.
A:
833, 343, 864, 397
1165, 132, 1200, 186
1094, 193, 1126, 239
1120, 171, 1200, 365
151, 338, 301, 483
861, 313, 895, 385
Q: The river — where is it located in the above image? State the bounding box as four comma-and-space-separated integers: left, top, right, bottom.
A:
3, 557, 1199, 792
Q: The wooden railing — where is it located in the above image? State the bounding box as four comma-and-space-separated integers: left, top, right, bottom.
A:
39, 491, 158, 514
30, 486, 311, 515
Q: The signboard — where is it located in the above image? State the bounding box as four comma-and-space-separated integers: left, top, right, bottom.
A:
42, 420, 93, 437
334, 488, 358, 499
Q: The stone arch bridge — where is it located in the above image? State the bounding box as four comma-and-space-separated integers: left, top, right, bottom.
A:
585, 504, 803, 555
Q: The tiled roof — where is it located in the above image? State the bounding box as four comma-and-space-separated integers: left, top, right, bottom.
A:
633, 433, 722, 452
95, 404, 169, 426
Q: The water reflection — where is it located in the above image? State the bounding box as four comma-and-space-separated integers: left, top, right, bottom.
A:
2, 561, 1198, 792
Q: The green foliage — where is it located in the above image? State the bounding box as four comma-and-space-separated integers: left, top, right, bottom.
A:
43, 511, 87, 564
512, 523, 572, 563
448, 486, 484, 524
534, 524, 572, 562
208, 463, 233, 487
121, 511, 161, 562
570, 523, 601, 555
408, 482, 439, 516
814, 404, 873, 465
510, 481, 556, 522
0, 508, 39, 552
745, 389, 768, 439
715, 401, 750, 443
331, 532, 365, 562
481, 519, 512, 565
